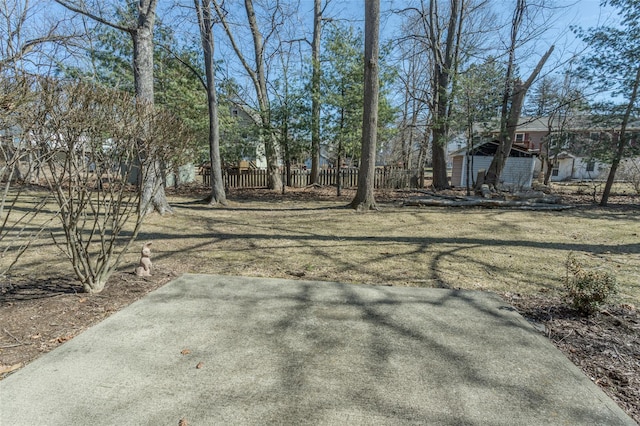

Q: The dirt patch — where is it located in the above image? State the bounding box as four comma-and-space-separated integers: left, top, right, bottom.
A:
0, 270, 174, 373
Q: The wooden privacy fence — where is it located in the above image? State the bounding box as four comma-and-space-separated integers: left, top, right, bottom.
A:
200, 166, 417, 189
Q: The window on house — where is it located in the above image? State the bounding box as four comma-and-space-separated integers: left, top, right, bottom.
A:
586, 161, 595, 172
515, 133, 525, 143
232, 109, 239, 117
552, 167, 559, 177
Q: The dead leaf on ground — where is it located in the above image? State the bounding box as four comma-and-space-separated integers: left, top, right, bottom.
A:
196, 362, 204, 369
180, 349, 191, 355
49, 335, 72, 343
178, 418, 188, 426
0, 363, 23, 374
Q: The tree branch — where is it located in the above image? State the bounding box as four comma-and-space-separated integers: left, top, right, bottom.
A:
53, 0, 133, 34
211, 0, 259, 92
157, 43, 207, 91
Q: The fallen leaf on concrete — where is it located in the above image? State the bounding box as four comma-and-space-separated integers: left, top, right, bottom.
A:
178, 418, 188, 426
180, 349, 191, 355
196, 362, 204, 369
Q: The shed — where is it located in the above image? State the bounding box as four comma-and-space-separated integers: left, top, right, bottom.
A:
548, 151, 576, 181
451, 141, 536, 189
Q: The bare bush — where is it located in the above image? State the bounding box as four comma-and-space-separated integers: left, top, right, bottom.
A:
0, 75, 52, 284
618, 158, 640, 195
28, 79, 160, 293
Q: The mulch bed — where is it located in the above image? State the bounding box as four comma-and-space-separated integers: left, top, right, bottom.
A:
0, 270, 175, 376
505, 293, 640, 424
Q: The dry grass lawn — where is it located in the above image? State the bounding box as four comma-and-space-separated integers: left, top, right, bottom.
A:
11, 187, 638, 305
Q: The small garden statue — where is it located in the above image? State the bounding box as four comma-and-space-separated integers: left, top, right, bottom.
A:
134, 243, 153, 277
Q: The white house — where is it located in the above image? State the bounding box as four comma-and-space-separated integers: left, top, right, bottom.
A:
536, 151, 608, 182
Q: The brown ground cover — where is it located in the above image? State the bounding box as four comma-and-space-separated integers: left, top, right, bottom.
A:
1, 185, 638, 423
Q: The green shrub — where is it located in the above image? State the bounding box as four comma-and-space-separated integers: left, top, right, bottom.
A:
564, 253, 618, 315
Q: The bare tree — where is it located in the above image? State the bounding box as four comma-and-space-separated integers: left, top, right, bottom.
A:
349, 0, 379, 211
573, 0, 640, 206
484, 0, 554, 188
54, 0, 173, 215
212, 0, 283, 192
393, 15, 432, 186
427, 0, 466, 190
526, 73, 588, 185
395, 0, 492, 189
309, 0, 324, 185
29, 80, 142, 292
0, 75, 52, 282
194, 0, 227, 206
0, 0, 76, 72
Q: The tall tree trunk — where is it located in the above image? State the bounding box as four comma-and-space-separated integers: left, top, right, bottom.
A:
283, 118, 291, 187
349, 0, 379, 211
601, 65, 640, 206
429, 0, 462, 190
484, 0, 553, 188
337, 105, 345, 197
132, 2, 172, 215
54, 0, 170, 215
55, 0, 172, 214
310, 0, 322, 184
195, 0, 227, 206
485, 46, 554, 188
245, 0, 282, 192
541, 120, 554, 185
211, 0, 282, 192
416, 128, 430, 189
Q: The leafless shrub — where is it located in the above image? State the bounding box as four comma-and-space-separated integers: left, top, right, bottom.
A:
617, 158, 640, 195
27, 78, 159, 293
0, 75, 52, 283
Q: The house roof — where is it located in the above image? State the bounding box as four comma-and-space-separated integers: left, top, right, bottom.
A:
482, 115, 640, 133
451, 140, 534, 157
555, 151, 576, 159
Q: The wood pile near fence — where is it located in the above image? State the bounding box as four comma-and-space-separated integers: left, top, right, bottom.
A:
200, 166, 416, 189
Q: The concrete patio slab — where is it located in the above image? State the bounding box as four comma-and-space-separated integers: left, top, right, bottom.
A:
0, 274, 634, 425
